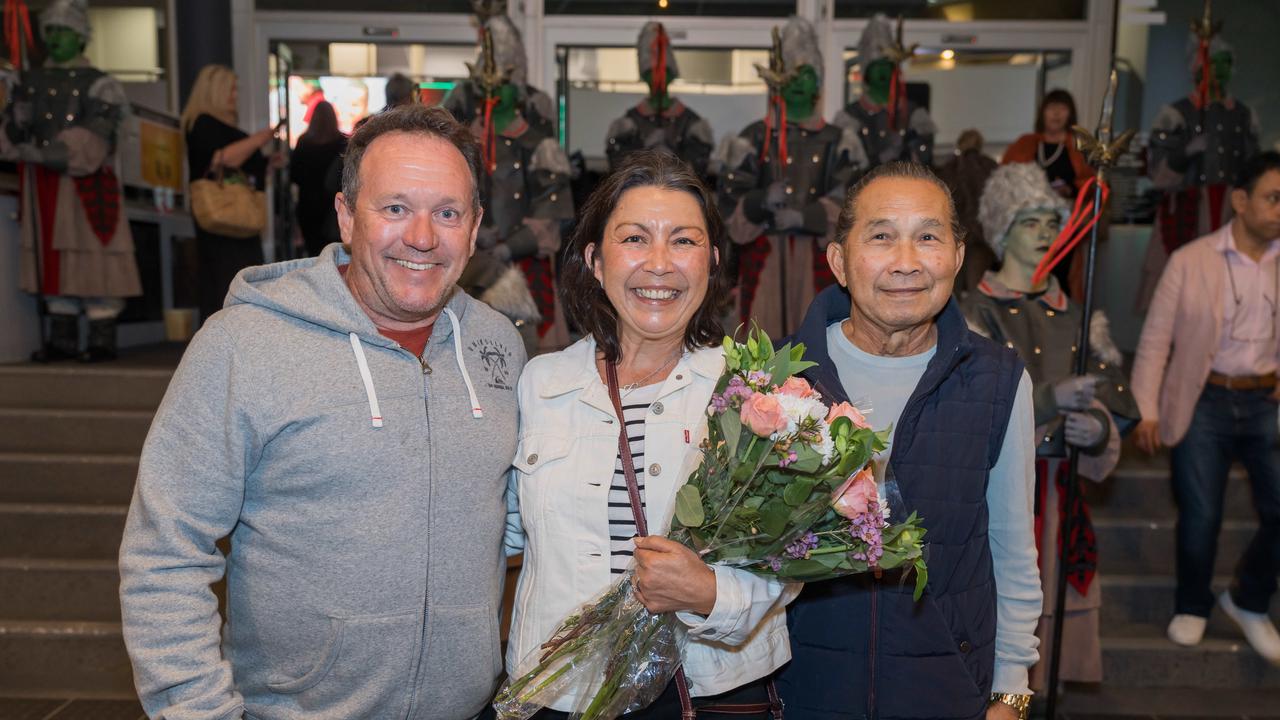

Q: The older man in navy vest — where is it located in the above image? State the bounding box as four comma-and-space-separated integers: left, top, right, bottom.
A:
775, 161, 1043, 720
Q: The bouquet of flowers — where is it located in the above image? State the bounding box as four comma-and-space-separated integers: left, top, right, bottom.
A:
493, 330, 929, 720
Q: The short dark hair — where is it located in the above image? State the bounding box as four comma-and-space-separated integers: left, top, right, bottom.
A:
385, 73, 417, 108
835, 161, 965, 245
560, 150, 729, 363
1035, 88, 1078, 135
341, 104, 482, 214
1235, 151, 1280, 194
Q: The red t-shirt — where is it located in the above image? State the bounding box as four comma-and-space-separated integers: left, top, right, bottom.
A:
338, 264, 433, 357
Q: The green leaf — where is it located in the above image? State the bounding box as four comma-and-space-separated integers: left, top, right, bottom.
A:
912, 559, 929, 601
789, 444, 825, 474
758, 498, 790, 538
721, 409, 742, 458
674, 485, 705, 528
744, 495, 765, 510
782, 477, 817, 506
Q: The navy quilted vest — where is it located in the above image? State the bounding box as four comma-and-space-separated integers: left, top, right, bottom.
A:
775, 285, 1024, 720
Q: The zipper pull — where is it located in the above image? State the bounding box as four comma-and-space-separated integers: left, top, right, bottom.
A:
420, 357, 432, 375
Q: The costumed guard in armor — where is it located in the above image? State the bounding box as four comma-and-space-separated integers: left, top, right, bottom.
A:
717, 16, 867, 338
455, 20, 574, 355
443, 0, 556, 137
2, 0, 139, 362
604, 22, 714, 179
962, 163, 1140, 690
833, 13, 935, 169
1136, 2, 1260, 312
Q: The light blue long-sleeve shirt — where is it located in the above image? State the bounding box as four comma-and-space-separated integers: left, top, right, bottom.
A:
826, 321, 1043, 695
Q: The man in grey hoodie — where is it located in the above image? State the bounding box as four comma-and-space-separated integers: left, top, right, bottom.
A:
119, 105, 525, 720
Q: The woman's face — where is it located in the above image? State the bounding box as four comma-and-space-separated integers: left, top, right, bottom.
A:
1042, 101, 1070, 134
588, 186, 717, 351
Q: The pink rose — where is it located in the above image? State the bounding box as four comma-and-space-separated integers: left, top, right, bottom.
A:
779, 377, 815, 398
739, 392, 789, 437
832, 467, 878, 518
826, 401, 871, 429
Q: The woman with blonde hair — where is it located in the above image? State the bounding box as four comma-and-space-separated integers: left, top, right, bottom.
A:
182, 64, 279, 324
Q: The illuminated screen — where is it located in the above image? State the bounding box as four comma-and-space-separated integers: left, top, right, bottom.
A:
271, 75, 457, 147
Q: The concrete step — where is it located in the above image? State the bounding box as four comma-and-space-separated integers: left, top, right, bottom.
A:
1095, 517, 1260, 576
1056, 683, 1280, 718
0, 365, 171, 411
1100, 574, 1280, 637
0, 559, 120, 622
1087, 466, 1256, 522
1100, 626, 1280, 689
0, 452, 138, 505
0, 620, 135, 698
0, 409, 153, 455
0, 504, 128, 560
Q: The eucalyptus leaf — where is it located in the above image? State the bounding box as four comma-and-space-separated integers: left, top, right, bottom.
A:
674, 485, 705, 528
782, 477, 817, 506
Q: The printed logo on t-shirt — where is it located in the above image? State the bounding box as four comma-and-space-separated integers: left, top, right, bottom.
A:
469, 338, 514, 391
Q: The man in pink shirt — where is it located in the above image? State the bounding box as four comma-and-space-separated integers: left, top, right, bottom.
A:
1132, 151, 1280, 665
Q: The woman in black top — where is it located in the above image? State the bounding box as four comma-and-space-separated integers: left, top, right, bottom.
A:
182, 64, 278, 324
289, 100, 347, 257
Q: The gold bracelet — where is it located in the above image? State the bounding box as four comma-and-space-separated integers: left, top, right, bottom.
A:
989, 693, 1032, 720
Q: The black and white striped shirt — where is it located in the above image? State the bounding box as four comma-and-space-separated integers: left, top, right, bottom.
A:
607, 383, 660, 575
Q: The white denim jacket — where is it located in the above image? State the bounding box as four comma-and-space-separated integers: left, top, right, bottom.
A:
504, 338, 797, 709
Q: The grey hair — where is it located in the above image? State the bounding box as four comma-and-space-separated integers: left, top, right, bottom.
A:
835, 161, 965, 245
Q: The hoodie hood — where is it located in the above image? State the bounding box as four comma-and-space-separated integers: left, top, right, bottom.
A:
226, 242, 463, 350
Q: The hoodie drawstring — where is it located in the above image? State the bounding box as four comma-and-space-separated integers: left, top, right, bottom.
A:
347, 309, 485, 427
444, 307, 485, 419
349, 333, 384, 428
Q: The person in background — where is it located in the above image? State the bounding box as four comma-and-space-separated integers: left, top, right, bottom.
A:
290, 100, 347, 256
1, 0, 141, 362
1002, 90, 1095, 298
833, 13, 935, 169
937, 128, 998, 294
963, 162, 1139, 692
505, 150, 795, 718
717, 15, 867, 339
385, 72, 417, 109
120, 105, 525, 719
776, 161, 1041, 720
1132, 151, 1280, 666
181, 64, 278, 325
604, 22, 714, 180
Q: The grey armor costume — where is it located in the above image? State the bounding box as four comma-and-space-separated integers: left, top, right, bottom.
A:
604, 22, 714, 178
718, 16, 867, 338
1136, 19, 1261, 312
832, 13, 935, 168
962, 163, 1140, 691
2, 0, 140, 362
442, 9, 555, 136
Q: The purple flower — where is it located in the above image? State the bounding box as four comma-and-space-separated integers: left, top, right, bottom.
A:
746, 370, 773, 391
767, 557, 783, 572
778, 450, 799, 468
847, 503, 886, 565
784, 531, 820, 560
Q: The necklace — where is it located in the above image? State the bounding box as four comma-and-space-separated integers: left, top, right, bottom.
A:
618, 352, 681, 396
1037, 138, 1066, 168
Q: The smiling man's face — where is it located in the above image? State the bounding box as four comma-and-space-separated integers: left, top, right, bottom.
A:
827, 176, 964, 337
337, 131, 480, 331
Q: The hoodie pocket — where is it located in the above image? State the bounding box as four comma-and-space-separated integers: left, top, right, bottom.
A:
266, 610, 420, 716
418, 603, 501, 716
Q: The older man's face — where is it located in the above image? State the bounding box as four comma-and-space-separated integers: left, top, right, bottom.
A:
827, 177, 964, 336
337, 131, 480, 331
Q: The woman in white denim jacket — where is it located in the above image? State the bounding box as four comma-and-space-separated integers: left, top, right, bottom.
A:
503, 152, 798, 718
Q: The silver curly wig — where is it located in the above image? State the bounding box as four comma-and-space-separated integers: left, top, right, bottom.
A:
483, 14, 528, 86
978, 163, 1068, 260
41, 0, 91, 40
637, 22, 679, 79
856, 13, 895, 67
780, 15, 823, 84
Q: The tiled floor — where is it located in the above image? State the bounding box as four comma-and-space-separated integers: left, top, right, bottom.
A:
0, 698, 144, 720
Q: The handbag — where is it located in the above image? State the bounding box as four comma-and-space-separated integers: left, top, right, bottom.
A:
190, 154, 266, 238
604, 360, 783, 720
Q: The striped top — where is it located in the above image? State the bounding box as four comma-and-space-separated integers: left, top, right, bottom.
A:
607, 382, 661, 575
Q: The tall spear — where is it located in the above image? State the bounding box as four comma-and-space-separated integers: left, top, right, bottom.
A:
752, 26, 794, 333
1042, 67, 1135, 720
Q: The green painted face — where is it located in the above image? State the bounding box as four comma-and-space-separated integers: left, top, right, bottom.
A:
1002, 208, 1061, 276
641, 67, 678, 100
45, 26, 84, 64
781, 65, 818, 119
1211, 51, 1233, 92
864, 58, 895, 105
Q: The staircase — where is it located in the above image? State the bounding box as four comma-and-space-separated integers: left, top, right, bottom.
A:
1058, 445, 1280, 718
0, 356, 173, 706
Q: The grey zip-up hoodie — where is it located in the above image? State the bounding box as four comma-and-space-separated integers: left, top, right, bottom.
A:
120, 243, 525, 720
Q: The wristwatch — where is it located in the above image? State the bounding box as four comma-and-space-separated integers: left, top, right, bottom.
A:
989, 693, 1032, 720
